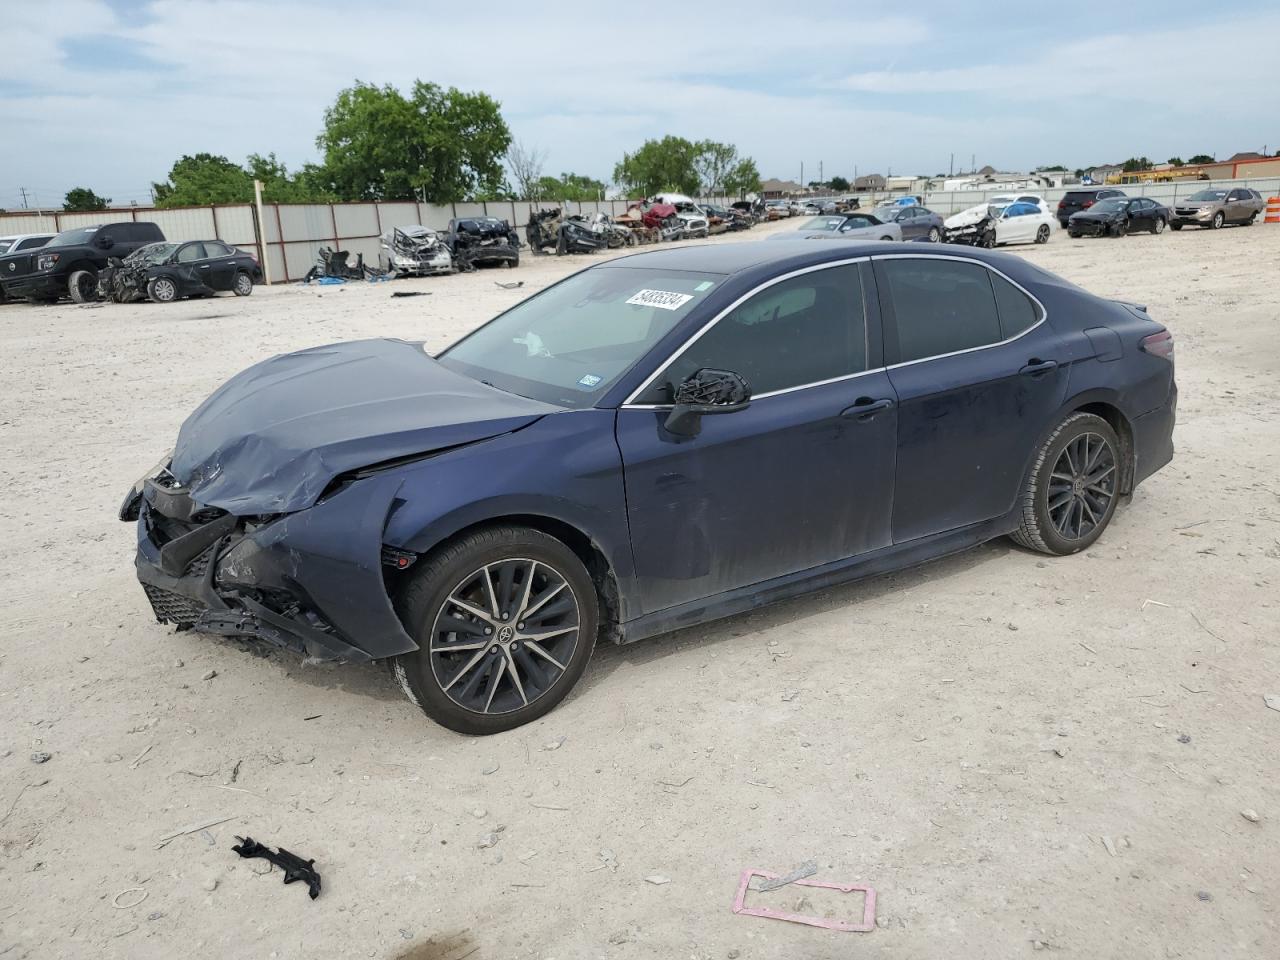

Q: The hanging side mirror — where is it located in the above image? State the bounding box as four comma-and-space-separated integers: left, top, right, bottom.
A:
663, 368, 751, 438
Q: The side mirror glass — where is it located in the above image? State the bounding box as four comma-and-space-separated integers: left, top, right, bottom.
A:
663, 368, 751, 437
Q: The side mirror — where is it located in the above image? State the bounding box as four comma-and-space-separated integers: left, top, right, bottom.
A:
663, 368, 751, 437
97, 235, 114, 250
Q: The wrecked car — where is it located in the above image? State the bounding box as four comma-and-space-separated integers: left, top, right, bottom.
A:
1, 221, 165, 303
445, 217, 520, 271
122, 241, 1176, 735
525, 209, 609, 255
97, 241, 261, 303
946, 201, 1057, 247
617, 202, 685, 243
303, 246, 378, 282
379, 226, 454, 277
651, 194, 710, 239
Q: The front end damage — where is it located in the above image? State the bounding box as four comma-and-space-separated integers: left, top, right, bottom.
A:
97, 256, 149, 303
525, 209, 610, 256
451, 218, 520, 271
123, 466, 418, 663
943, 204, 997, 247
379, 226, 454, 277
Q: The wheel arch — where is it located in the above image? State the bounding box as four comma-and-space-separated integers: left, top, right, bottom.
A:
1067, 397, 1136, 495
389, 511, 625, 641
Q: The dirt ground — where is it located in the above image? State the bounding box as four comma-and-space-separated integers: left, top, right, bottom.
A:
1, 216, 1277, 960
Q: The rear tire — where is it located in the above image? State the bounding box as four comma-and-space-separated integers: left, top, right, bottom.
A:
232, 271, 254, 296
392, 525, 598, 735
1153, 217, 1166, 234
68, 269, 98, 303
1170, 222, 1183, 230
1010, 413, 1122, 556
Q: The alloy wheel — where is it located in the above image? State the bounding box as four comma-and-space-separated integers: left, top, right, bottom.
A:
234, 273, 253, 295
1046, 432, 1116, 541
430, 558, 580, 715
151, 278, 177, 302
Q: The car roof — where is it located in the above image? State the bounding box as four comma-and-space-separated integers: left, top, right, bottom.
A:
0, 233, 54, 241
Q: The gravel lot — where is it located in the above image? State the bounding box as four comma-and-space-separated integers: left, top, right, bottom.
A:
1, 218, 1277, 960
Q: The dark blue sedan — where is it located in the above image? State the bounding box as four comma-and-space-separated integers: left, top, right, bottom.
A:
123, 241, 1176, 733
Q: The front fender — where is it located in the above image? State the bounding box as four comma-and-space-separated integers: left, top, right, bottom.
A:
379, 409, 635, 613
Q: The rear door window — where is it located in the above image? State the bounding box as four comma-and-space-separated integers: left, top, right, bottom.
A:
881, 258, 1003, 364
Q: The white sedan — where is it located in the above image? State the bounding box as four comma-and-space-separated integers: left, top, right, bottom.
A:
944, 199, 1056, 247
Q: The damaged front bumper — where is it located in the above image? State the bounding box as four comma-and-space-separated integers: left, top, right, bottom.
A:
123, 469, 419, 663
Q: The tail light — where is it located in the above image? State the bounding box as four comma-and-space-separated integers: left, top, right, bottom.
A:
1057, 200, 1066, 209
1082, 199, 1095, 208
1141, 329, 1174, 360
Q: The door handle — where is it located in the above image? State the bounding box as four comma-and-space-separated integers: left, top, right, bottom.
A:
1019, 358, 1058, 378
840, 397, 894, 420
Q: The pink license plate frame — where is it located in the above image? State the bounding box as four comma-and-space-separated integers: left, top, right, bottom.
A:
732, 869, 876, 932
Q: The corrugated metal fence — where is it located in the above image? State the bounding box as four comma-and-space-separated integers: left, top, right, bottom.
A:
0, 197, 733, 284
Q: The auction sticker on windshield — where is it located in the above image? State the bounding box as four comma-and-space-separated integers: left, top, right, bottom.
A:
626, 289, 694, 310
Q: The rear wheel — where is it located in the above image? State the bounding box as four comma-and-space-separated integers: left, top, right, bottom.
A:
1035, 224, 1050, 244
1068, 230, 1081, 239
1245, 212, 1257, 226
147, 276, 179, 303
1011, 413, 1122, 556
68, 269, 98, 303
232, 271, 254, 296
392, 526, 598, 734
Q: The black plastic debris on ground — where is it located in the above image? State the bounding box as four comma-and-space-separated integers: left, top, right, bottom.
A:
232, 836, 322, 899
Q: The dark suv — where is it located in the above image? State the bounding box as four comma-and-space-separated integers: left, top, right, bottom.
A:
2, 222, 165, 303
1056, 188, 1126, 228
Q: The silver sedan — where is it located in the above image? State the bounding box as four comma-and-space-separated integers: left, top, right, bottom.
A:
767, 213, 902, 243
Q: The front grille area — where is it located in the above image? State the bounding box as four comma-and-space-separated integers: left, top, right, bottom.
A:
186, 545, 213, 578
142, 584, 206, 625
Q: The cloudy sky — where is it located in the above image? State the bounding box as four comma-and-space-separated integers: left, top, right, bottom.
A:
2, 0, 1277, 207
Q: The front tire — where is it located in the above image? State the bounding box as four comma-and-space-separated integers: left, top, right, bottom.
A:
1010, 413, 1122, 556
1035, 224, 1050, 244
1211, 211, 1224, 229
68, 269, 98, 303
927, 226, 940, 243
1112, 220, 1128, 237
1170, 222, 1182, 230
147, 276, 179, 303
392, 526, 598, 735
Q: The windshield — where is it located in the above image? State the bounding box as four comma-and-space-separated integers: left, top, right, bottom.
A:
989, 204, 1009, 218
1188, 189, 1227, 201
126, 242, 179, 264
46, 226, 101, 248
0, 239, 13, 255
439, 265, 720, 407
1091, 198, 1128, 213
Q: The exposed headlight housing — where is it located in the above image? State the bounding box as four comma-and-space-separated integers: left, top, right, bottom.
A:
36, 253, 60, 271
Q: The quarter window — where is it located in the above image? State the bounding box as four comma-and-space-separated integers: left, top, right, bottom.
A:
991, 272, 1040, 338
882, 259, 1003, 363
640, 264, 868, 401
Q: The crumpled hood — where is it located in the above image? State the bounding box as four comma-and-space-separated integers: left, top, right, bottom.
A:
171, 338, 555, 515
944, 204, 990, 229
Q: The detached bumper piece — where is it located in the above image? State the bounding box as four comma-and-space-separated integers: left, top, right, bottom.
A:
232, 836, 321, 900
128, 470, 418, 663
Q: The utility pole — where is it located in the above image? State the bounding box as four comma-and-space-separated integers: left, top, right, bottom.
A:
800, 161, 804, 191
19, 187, 29, 209
819, 161, 824, 186
971, 153, 975, 174
950, 153, 954, 176
253, 179, 273, 286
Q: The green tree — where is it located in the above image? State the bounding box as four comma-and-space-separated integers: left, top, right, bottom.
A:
828, 175, 850, 192
693, 140, 740, 195
1188, 154, 1215, 164
153, 153, 253, 206
723, 157, 761, 198
1167, 157, 1185, 167
246, 153, 334, 203
62, 187, 111, 211
315, 80, 511, 202
1121, 156, 1153, 172
613, 136, 701, 196
533, 172, 607, 202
